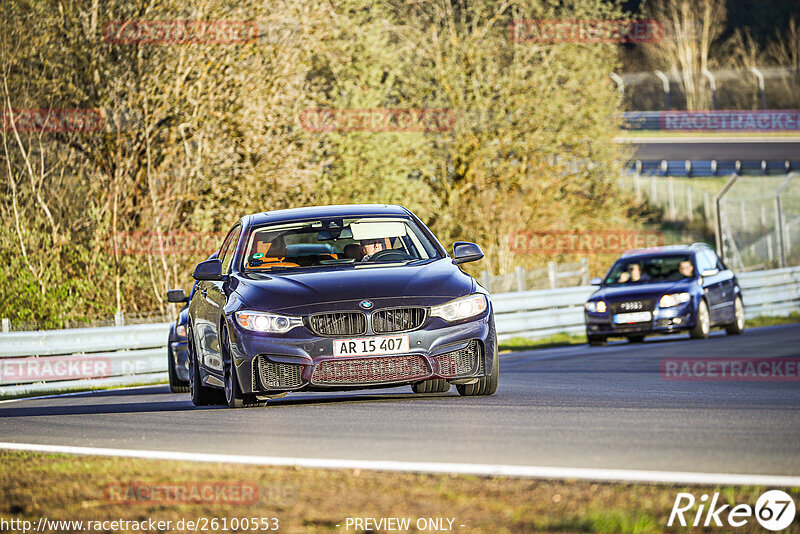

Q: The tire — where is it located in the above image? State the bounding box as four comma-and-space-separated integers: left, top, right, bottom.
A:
690, 299, 710, 339
725, 296, 745, 335
587, 335, 606, 347
222, 327, 262, 409
188, 327, 225, 406
412, 379, 450, 394
168, 346, 189, 393
627, 334, 646, 343
457, 343, 498, 397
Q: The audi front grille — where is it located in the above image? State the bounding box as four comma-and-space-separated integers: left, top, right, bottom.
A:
307, 312, 367, 337
372, 307, 427, 333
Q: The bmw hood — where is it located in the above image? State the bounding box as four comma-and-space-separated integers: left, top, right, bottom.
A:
232, 259, 475, 314
590, 280, 696, 301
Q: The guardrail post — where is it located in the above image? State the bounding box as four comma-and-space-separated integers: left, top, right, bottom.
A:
650, 175, 657, 203
515, 266, 526, 292
548, 261, 558, 289
114, 310, 125, 327
634, 172, 641, 203
1, 318, 9, 333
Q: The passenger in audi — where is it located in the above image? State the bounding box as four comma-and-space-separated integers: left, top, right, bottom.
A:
679, 260, 694, 278
618, 262, 645, 283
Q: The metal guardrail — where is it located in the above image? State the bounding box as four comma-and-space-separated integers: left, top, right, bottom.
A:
0, 266, 798, 396
0, 323, 170, 398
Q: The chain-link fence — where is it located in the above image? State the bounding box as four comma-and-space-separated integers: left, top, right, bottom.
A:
718, 173, 800, 272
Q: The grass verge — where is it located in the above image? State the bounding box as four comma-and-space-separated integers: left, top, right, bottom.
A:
1, 451, 798, 533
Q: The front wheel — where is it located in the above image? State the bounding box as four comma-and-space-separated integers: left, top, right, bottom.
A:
690, 299, 710, 339
222, 327, 264, 409
588, 335, 606, 347
457, 343, 498, 397
725, 296, 745, 335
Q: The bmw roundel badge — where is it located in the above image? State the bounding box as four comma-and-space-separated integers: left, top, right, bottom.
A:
359, 300, 374, 310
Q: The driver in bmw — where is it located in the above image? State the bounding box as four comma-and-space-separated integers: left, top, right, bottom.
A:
360, 238, 386, 261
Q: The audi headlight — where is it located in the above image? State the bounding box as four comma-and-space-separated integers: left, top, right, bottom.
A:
585, 300, 607, 314
175, 324, 187, 338
430, 294, 488, 322
659, 293, 691, 308
235, 311, 303, 333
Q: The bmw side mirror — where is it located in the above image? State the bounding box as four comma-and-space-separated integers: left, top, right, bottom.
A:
590, 277, 602, 286
700, 268, 719, 277
452, 242, 484, 265
166, 289, 189, 303
192, 259, 225, 281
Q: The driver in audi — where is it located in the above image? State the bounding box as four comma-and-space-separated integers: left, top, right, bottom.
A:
360, 238, 386, 261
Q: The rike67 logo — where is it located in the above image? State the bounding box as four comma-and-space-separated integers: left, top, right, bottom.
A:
668, 490, 796, 531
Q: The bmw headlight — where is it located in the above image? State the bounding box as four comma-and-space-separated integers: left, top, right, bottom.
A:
235, 311, 303, 333
430, 294, 488, 322
585, 300, 607, 313
659, 293, 691, 308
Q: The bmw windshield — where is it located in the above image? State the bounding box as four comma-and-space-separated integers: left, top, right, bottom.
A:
241, 217, 442, 272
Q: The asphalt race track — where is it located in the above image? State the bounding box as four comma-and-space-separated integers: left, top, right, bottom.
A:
1, 324, 798, 478
616, 136, 800, 161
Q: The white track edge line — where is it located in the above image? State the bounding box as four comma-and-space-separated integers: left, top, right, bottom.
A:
1, 442, 797, 487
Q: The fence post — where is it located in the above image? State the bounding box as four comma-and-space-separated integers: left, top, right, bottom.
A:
686, 186, 693, 221
479, 270, 491, 292
650, 176, 657, 204
548, 261, 558, 289
668, 178, 676, 220
114, 310, 125, 327
580, 257, 590, 285
1, 318, 9, 333
515, 266, 526, 292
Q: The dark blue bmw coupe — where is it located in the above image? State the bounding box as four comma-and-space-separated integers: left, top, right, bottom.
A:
584, 243, 745, 345
186, 204, 498, 408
